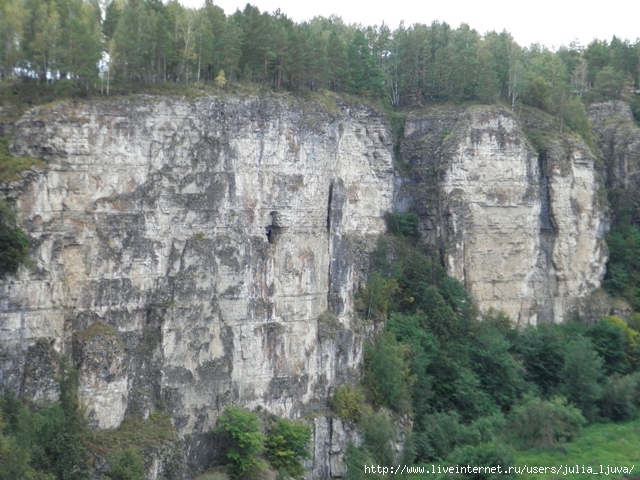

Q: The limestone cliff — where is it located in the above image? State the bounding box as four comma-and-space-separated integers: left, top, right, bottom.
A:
0, 94, 394, 476
397, 105, 608, 325
588, 101, 640, 191
0, 96, 612, 477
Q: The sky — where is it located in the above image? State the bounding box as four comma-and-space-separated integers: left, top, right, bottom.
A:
178, 0, 639, 50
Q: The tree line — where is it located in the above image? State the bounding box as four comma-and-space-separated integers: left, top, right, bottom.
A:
1, 0, 639, 118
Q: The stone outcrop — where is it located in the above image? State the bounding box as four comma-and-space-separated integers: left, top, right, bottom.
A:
0, 94, 394, 476
397, 106, 608, 325
588, 101, 640, 191
0, 95, 615, 477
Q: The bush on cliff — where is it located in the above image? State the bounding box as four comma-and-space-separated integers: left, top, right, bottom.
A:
216, 407, 266, 479
265, 418, 311, 479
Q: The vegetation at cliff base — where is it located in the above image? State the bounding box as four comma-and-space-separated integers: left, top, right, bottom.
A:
336, 234, 640, 479
215, 406, 312, 479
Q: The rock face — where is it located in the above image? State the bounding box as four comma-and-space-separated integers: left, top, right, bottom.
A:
0, 96, 612, 476
398, 106, 608, 325
0, 94, 394, 475
588, 101, 640, 191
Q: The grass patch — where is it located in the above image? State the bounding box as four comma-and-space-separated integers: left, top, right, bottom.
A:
402, 419, 640, 480
0, 136, 44, 183
87, 412, 176, 457
511, 419, 640, 479
194, 466, 230, 480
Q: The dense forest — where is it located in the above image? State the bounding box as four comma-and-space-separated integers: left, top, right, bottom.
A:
3, 1, 640, 479
1, 0, 639, 123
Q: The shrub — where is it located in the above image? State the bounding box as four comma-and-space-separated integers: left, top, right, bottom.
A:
355, 274, 399, 321
359, 412, 395, 466
330, 385, 365, 422
265, 418, 311, 479
216, 407, 265, 479
599, 373, 640, 421
470, 327, 528, 410
363, 332, 413, 413
587, 317, 630, 375
445, 442, 515, 480
387, 212, 419, 237
107, 449, 145, 480
507, 396, 585, 449
415, 411, 474, 461
415, 285, 459, 340
343, 443, 383, 480
512, 325, 565, 397
559, 337, 604, 421
0, 201, 30, 278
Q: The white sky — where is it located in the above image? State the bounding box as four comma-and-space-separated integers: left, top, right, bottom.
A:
179, 0, 639, 49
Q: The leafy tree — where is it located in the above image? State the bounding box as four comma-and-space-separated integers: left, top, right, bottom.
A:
507, 396, 585, 449
470, 324, 528, 410
107, 449, 145, 480
558, 337, 604, 421
329, 385, 366, 422
599, 373, 640, 421
363, 331, 412, 412
445, 442, 515, 480
356, 273, 399, 321
359, 412, 395, 466
0, 200, 29, 278
415, 285, 459, 340
512, 324, 565, 397
265, 418, 311, 478
415, 411, 473, 461
343, 442, 383, 480
216, 406, 265, 479
592, 65, 626, 100
587, 317, 630, 375
387, 212, 419, 237
214, 69, 226, 91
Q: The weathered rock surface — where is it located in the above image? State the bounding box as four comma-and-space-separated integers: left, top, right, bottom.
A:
588, 101, 640, 191
0, 94, 394, 476
397, 106, 608, 325
0, 96, 614, 477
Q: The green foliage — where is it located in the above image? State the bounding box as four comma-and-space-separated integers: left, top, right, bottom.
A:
265, 418, 311, 479
587, 317, 630, 375
445, 442, 515, 480
387, 212, 419, 237
363, 331, 413, 413
0, 202, 29, 278
87, 412, 175, 458
603, 226, 640, 308
590, 66, 626, 101
355, 273, 399, 321
558, 337, 604, 421
469, 323, 529, 409
0, 138, 34, 277
507, 396, 585, 449
415, 411, 474, 461
329, 385, 366, 422
415, 285, 460, 340
599, 373, 640, 421
216, 407, 265, 479
343, 443, 383, 480
0, 363, 90, 480
107, 449, 145, 480
512, 324, 565, 397
359, 412, 395, 466
0, 137, 45, 184
513, 417, 640, 479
